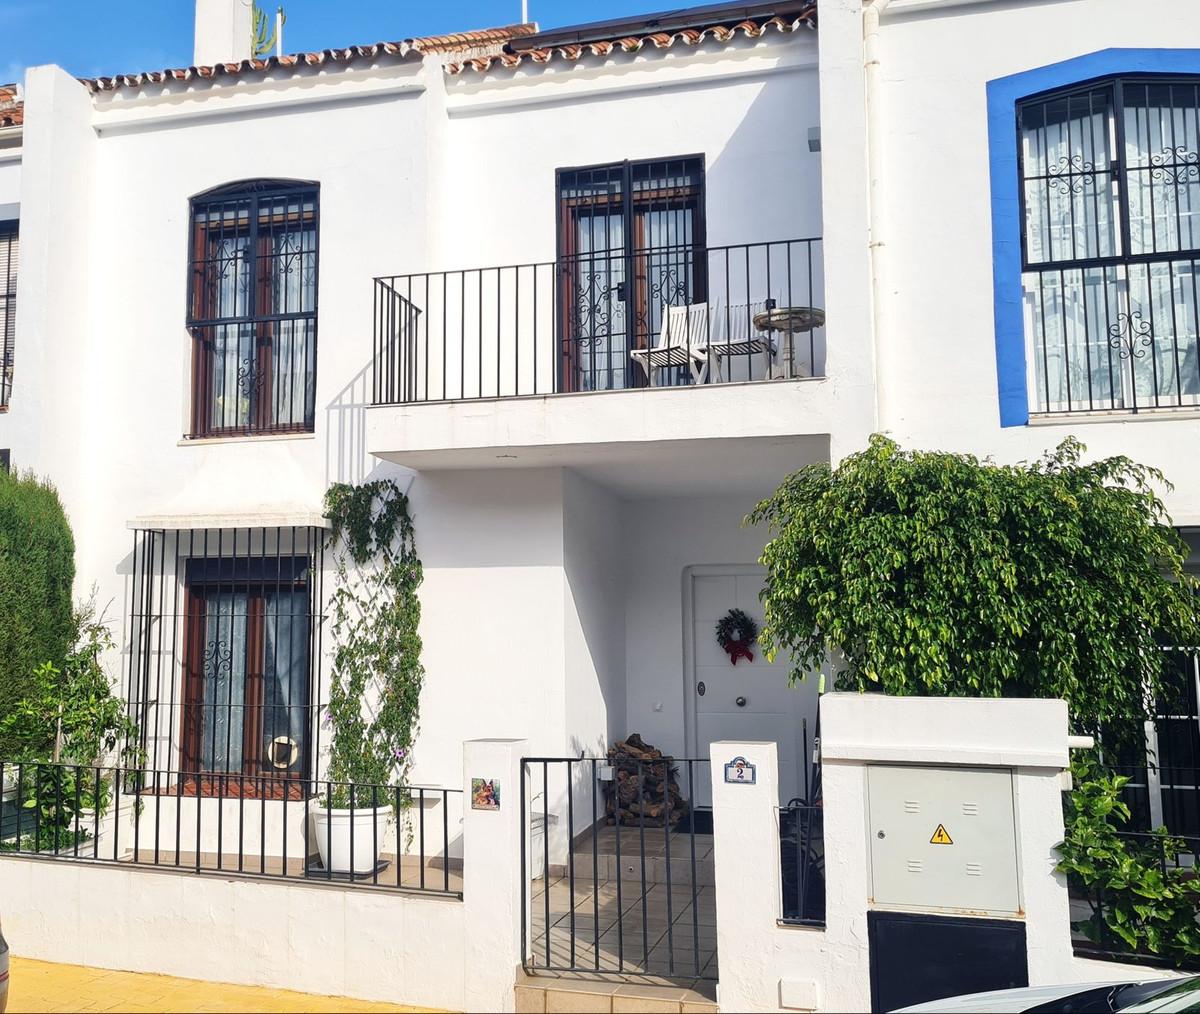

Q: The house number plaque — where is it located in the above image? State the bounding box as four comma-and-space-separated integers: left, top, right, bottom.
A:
724, 756, 756, 785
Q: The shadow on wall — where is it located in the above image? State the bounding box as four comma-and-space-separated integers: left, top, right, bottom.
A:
324, 357, 375, 488
703, 57, 827, 375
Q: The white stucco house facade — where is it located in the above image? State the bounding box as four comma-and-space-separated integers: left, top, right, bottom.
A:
0, 0, 1197, 1009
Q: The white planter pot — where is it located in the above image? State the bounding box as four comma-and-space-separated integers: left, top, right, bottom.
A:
311, 804, 391, 876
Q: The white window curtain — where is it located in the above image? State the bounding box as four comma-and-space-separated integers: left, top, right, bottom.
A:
270, 226, 316, 428
210, 235, 253, 431
262, 589, 310, 773
200, 590, 249, 773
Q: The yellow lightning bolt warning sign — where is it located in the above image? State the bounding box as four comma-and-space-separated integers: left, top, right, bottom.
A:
929, 824, 954, 845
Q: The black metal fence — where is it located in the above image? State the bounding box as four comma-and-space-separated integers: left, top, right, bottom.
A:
373, 238, 824, 405
1110, 649, 1200, 838
1067, 828, 1200, 970
0, 760, 462, 896
780, 718, 825, 926
521, 755, 716, 981
779, 801, 825, 926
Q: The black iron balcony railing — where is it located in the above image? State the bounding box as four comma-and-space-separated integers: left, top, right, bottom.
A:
372, 238, 824, 405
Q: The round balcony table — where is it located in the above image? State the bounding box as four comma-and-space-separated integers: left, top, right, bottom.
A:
752, 306, 826, 379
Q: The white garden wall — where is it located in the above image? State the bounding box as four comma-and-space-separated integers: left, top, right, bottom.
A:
709, 695, 1184, 1014
0, 858, 466, 1009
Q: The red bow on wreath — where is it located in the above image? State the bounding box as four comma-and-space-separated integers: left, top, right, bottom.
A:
715, 608, 759, 666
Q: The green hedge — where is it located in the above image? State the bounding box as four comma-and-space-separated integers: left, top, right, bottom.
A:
0, 469, 75, 757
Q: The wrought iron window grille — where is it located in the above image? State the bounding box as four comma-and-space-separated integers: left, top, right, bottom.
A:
186, 180, 319, 438
1018, 76, 1200, 415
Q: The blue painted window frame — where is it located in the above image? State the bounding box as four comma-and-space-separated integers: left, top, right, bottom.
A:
987, 49, 1200, 427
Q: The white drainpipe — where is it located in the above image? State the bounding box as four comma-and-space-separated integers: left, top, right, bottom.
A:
864, 0, 892, 431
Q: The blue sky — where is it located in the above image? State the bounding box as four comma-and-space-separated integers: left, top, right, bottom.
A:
2, 0, 662, 84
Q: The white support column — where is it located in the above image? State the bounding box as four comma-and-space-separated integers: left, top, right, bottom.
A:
709, 740, 784, 1013
1015, 767, 1075, 982
462, 738, 527, 1014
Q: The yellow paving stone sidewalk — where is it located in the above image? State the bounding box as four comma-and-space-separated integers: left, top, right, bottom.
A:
7, 957, 444, 1013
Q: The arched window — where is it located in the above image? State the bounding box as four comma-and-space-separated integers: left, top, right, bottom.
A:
187, 180, 319, 438
1019, 77, 1200, 414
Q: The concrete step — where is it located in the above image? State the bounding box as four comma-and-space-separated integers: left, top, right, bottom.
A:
515, 971, 718, 1013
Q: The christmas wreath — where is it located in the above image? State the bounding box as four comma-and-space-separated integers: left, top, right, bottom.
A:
715, 608, 759, 665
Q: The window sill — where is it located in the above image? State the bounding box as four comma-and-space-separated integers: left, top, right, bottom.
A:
1029, 407, 1200, 426
178, 432, 315, 447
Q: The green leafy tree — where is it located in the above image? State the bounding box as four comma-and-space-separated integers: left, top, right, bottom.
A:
0, 601, 137, 852
749, 436, 1199, 737
0, 600, 137, 765
322, 479, 424, 809
0, 468, 75, 756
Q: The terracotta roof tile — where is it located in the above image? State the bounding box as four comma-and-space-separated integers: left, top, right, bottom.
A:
446, 10, 817, 76
82, 23, 537, 94
0, 85, 22, 128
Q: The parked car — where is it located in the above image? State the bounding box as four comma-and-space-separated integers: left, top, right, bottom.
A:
0, 914, 8, 1013
895, 975, 1200, 1013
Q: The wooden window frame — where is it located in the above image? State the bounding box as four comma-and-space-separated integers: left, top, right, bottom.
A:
179, 570, 311, 800
555, 157, 707, 393
187, 181, 320, 439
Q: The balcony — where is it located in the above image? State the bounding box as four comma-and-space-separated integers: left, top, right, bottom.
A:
366, 239, 830, 476
372, 238, 823, 404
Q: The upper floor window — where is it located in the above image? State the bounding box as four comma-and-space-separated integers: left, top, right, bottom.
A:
0, 220, 16, 411
187, 181, 318, 438
1020, 78, 1200, 414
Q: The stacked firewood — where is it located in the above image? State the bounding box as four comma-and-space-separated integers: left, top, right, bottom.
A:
603, 733, 689, 827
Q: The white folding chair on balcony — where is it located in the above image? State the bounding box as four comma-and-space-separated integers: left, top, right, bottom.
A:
630, 302, 711, 386
701, 300, 777, 383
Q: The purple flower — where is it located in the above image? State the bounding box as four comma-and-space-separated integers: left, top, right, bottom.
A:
393, 747, 407, 761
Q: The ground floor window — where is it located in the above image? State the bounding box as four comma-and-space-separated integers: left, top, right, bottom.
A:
181, 559, 312, 796
126, 526, 326, 799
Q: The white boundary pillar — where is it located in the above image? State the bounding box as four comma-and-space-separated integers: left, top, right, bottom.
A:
462, 738, 527, 1013
710, 740, 786, 1012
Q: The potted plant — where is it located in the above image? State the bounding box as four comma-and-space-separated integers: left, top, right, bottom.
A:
316, 480, 423, 876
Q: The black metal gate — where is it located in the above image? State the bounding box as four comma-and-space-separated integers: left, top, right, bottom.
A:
520, 755, 717, 982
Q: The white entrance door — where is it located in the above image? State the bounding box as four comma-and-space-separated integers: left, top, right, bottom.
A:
685, 565, 820, 806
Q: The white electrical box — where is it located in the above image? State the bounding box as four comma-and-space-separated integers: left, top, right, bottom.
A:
866, 765, 1021, 916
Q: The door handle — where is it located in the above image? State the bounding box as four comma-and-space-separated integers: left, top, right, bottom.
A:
735, 696, 747, 708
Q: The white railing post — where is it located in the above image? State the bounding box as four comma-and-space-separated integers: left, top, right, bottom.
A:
462, 738, 527, 1013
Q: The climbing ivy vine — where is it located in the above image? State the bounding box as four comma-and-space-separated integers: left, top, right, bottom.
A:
322, 479, 424, 809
